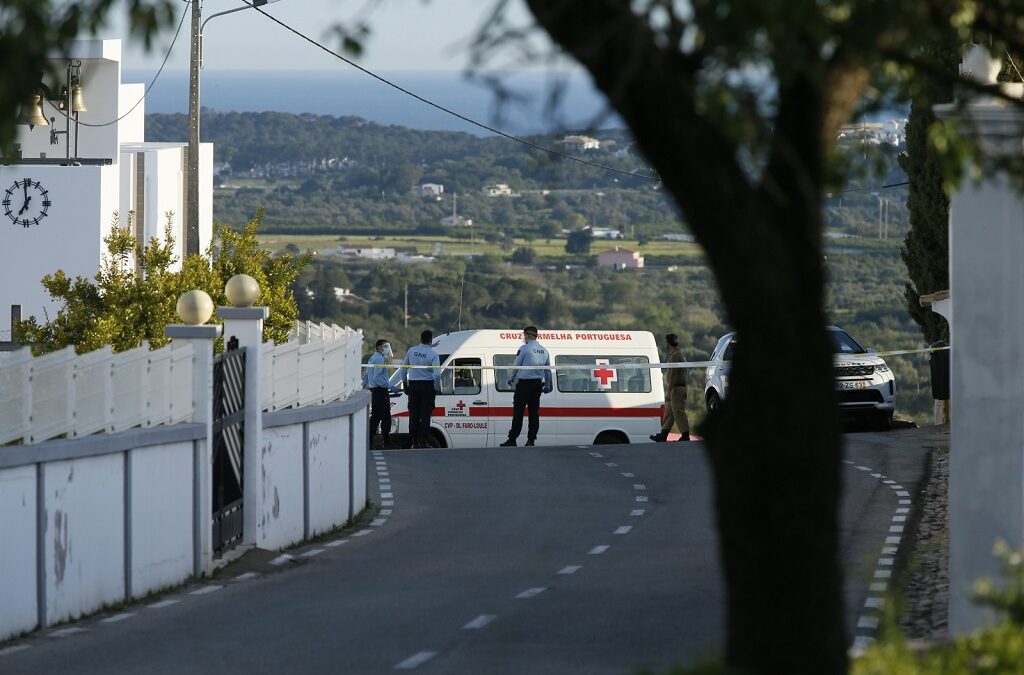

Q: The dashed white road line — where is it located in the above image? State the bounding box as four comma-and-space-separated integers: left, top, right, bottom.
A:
101, 613, 136, 624
605, 462, 618, 467
633, 484, 647, 490
49, 627, 87, 638
558, 565, 582, 575
589, 452, 603, 458
381, 492, 394, 499
270, 554, 295, 566
300, 548, 325, 558
324, 539, 348, 548
380, 509, 393, 516
382, 500, 394, 507
588, 545, 610, 555
234, 572, 259, 581
621, 472, 635, 478
614, 526, 633, 535
516, 587, 547, 599
371, 518, 388, 527
635, 496, 649, 502
0, 645, 31, 656
395, 651, 438, 670
630, 509, 646, 516
190, 585, 223, 596
148, 599, 181, 609
353, 529, 373, 537
463, 614, 496, 630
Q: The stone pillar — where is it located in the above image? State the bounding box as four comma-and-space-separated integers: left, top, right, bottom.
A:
936, 46, 1024, 633
166, 290, 221, 575
217, 305, 268, 549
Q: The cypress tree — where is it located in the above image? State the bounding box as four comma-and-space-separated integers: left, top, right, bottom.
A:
899, 48, 958, 344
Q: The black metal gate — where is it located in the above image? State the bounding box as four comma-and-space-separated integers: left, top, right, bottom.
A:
212, 336, 246, 557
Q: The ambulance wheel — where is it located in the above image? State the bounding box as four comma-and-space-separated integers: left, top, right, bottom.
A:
427, 430, 447, 448
594, 431, 628, 445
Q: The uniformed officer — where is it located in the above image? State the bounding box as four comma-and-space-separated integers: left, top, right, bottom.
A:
402, 329, 441, 449
651, 333, 690, 442
501, 326, 553, 447
363, 338, 400, 449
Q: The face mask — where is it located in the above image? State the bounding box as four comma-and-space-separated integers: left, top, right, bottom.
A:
382, 343, 393, 358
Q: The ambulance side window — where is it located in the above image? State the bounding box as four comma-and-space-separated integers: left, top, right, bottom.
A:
493, 354, 516, 392
442, 358, 480, 395
555, 355, 652, 393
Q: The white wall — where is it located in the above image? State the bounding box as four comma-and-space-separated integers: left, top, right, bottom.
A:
259, 426, 305, 550
942, 103, 1024, 633
0, 465, 37, 640
0, 164, 119, 335
44, 455, 125, 625
119, 82, 146, 144
129, 442, 193, 595
352, 413, 368, 512
307, 416, 351, 535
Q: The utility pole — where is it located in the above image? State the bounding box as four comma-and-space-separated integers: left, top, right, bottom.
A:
404, 284, 408, 328
186, 0, 202, 257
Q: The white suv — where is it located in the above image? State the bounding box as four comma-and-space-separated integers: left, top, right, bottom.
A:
704, 326, 896, 429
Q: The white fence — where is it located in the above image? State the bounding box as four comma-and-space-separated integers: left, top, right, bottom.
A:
0, 341, 194, 446
263, 322, 363, 412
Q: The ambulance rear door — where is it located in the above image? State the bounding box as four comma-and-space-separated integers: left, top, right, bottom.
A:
436, 355, 489, 448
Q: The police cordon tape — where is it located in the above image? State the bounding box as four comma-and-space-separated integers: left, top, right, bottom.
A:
360, 345, 950, 371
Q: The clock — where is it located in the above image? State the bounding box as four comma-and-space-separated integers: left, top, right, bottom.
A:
3, 178, 51, 228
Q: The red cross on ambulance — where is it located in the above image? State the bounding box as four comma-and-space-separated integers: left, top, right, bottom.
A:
591, 359, 617, 389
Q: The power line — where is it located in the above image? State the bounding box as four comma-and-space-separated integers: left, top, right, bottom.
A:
247, 2, 662, 183
832, 181, 909, 195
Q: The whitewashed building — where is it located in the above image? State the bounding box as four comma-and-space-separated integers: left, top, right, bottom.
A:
416, 183, 444, 199
0, 39, 213, 338
597, 246, 645, 270
557, 135, 601, 151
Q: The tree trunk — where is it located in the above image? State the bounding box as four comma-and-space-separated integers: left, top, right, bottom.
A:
522, 4, 847, 672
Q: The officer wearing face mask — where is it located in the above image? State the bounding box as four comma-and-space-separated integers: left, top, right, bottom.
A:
364, 338, 400, 449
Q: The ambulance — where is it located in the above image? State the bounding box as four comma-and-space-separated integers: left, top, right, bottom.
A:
388, 329, 665, 447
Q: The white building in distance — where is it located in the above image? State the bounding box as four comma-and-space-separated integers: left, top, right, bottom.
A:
597, 246, 645, 270
0, 39, 213, 338
557, 135, 601, 151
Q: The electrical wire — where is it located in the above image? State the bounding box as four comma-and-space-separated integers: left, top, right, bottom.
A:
246, 2, 662, 182
46, 1, 190, 128
833, 181, 909, 194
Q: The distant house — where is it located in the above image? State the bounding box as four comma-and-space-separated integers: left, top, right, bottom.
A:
417, 183, 444, 199
481, 183, 514, 197
597, 246, 645, 270
333, 288, 368, 304
557, 135, 601, 152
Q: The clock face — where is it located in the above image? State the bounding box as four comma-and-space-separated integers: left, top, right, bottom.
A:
3, 178, 51, 228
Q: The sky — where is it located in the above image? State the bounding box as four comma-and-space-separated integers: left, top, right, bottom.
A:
102, 0, 550, 73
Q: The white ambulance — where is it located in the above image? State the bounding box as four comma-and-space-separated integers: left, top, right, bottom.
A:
388, 329, 665, 447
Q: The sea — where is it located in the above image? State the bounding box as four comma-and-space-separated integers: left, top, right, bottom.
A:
124, 69, 621, 136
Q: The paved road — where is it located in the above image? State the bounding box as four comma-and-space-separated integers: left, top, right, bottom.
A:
1, 433, 930, 674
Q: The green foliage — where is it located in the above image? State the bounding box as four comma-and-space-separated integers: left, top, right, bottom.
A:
566, 228, 593, 254
899, 46, 957, 345
16, 210, 309, 353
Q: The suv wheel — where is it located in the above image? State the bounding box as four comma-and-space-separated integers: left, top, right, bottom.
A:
706, 391, 721, 413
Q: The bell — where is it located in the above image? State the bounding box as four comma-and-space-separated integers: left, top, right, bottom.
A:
70, 83, 87, 113
16, 93, 48, 128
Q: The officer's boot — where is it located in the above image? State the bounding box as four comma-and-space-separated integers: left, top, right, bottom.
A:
649, 430, 669, 442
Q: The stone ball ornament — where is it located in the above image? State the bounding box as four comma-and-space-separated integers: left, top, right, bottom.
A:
176, 290, 214, 325
225, 273, 260, 307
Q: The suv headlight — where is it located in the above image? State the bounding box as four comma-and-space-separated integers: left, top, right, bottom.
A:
875, 363, 890, 373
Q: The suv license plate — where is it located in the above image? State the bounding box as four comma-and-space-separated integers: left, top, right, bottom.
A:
836, 381, 868, 390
